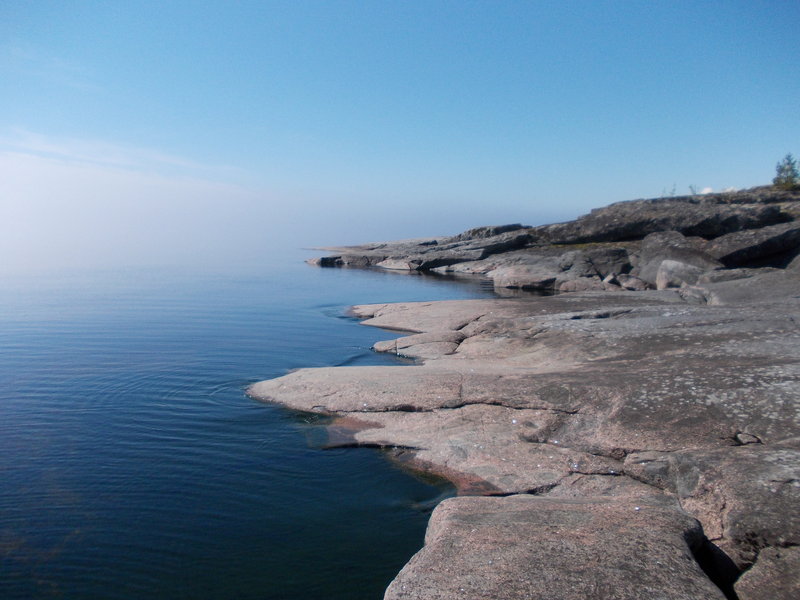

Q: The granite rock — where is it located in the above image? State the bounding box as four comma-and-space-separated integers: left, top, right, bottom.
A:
385, 495, 726, 600
259, 186, 800, 599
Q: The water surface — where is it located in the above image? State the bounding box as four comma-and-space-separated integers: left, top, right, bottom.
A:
0, 258, 494, 599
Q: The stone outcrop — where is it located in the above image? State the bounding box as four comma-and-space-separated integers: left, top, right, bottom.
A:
251, 185, 800, 599
310, 186, 800, 294
706, 221, 800, 268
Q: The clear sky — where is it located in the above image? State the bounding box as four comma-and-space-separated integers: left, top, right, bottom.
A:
1, 0, 799, 273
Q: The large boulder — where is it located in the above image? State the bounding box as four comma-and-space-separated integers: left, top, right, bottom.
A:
584, 246, 632, 277
635, 231, 722, 286
486, 258, 561, 291
686, 268, 800, 305
656, 259, 707, 289
706, 221, 800, 267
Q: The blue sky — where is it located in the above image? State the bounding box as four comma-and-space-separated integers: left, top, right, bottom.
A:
1, 1, 799, 273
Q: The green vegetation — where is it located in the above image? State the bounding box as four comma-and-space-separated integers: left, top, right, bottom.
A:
773, 153, 800, 190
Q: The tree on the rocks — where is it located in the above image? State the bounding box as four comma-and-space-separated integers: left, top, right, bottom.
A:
773, 153, 800, 190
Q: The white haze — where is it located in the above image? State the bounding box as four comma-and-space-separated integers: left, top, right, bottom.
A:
0, 134, 580, 276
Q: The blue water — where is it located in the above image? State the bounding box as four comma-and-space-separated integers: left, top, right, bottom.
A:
0, 258, 494, 599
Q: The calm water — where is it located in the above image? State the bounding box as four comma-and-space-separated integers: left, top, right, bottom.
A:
0, 258, 494, 600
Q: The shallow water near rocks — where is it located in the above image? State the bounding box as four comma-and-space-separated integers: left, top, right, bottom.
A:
0, 256, 494, 600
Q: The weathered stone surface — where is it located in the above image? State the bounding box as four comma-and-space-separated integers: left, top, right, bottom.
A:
451, 223, 526, 241
624, 446, 800, 568
706, 221, 800, 267
248, 365, 464, 413
559, 276, 604, 292
687, 267, 800, 305
385, 495, 726, 600
635, 231, 722, 286
308, 253, 387, 267
735, 546, 800, 600
558, 250, 597, 276
655, 259, 708, 289
375, 258, 426, 270
616, 273, 649, 290
532, 194, 787, 244
351, 299, 498, 333
584, 246, 632, 277
485, 264, 559, 291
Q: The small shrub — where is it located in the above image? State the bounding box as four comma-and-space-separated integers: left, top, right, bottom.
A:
773, 153, 800, 190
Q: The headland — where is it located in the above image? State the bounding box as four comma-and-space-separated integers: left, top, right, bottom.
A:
249, 186, 800, 599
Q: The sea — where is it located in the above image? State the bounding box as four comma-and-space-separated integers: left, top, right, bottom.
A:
0, 253, 496, 600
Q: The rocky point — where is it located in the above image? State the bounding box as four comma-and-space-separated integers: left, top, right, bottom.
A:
249, 186, 800, 600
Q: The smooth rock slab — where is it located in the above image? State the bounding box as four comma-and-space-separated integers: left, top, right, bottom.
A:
384, 495, 726, 600
249, 286, 800, 596
350, 404, 623, 495
247, 365, 464, 413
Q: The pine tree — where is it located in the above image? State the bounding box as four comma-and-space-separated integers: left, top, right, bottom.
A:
773, 153, 800, 190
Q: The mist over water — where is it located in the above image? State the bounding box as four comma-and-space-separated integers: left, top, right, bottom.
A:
0, 148, 571, 277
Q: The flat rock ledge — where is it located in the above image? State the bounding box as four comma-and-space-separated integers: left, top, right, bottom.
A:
249, 282, 800, 599
250, 188, 800, 599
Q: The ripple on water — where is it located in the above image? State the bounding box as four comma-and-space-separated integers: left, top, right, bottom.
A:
0, 267, 480, 600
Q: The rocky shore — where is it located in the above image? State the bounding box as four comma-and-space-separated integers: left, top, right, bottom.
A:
249, 187, 800, 599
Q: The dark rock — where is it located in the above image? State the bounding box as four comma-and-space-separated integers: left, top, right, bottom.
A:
706, 221, 800, 267
307, 254, 387, 267
585, 246, 632, 277
557, 250, 596, 276
451, 223, 526, 241
635, 231, 722, 286
533, 195, 788, 244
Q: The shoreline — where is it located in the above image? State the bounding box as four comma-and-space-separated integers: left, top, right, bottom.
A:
249, 187, 800, 600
